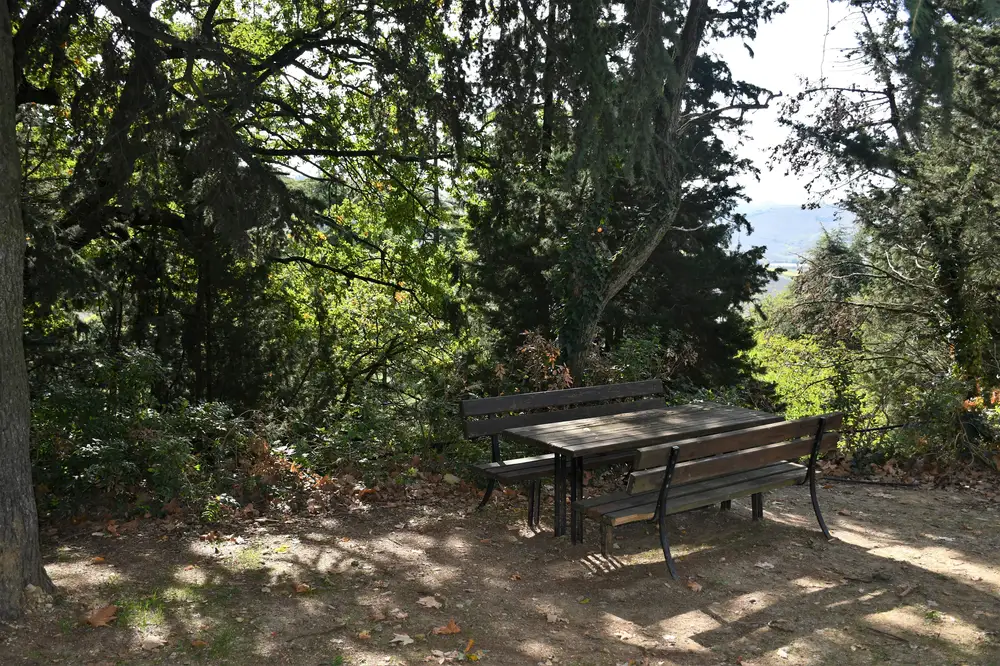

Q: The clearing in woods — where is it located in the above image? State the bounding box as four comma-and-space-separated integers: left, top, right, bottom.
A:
1, 480, 999, 665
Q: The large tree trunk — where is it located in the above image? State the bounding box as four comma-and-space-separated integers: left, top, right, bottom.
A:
0, 1, 53, 620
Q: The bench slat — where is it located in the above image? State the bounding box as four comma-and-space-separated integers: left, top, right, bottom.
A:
580, 463, 804, 517
459, 379, 663, 417
601, 463, 806, 526
464, 398, 667, 439
633, 413, 844, 470
474, 449, 636, 482
628, 432, 838, 493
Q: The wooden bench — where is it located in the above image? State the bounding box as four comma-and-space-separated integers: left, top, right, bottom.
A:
460, 380, 667, 525
575, 412, 843, 578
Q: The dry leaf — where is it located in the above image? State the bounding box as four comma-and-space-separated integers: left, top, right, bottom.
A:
390, 608, 409, 620
190, 639, 208, 648
510, 573, 521, 581
183, 564, 196, 571
685, 579, 703, 593
432, 619, 461, 635
464, 639, 475, 654
84, 604, 118, 627
294, 582, 311, 593
163, 497, 181, 514
755, 561, 775, 570
417, 596, 442, 609
357, 630, 372, 640
90, 556, 106, 565
390, 633, 415, 646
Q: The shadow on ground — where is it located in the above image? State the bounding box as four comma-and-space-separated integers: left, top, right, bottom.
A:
2, 480, 999, 665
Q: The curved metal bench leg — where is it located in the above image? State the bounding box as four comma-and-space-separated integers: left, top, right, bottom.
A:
658, 509, 679, 580
476, 479, 497, 511
810, 470, 832, 539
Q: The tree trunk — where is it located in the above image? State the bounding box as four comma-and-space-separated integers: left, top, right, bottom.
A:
0, 2, 53, 620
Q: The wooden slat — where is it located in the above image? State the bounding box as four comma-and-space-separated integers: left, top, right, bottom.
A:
603, 464, 806, 526
464, 398, 667, 438
504, 403, 783, 456
459, 379, 664, 417
633, 413, 844, 469
628, 432, 839, 493
580, 463, 803, 517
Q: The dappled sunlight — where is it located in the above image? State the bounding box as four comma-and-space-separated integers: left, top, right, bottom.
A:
652, 609, 721, 653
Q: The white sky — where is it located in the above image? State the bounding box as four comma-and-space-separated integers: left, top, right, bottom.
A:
711, 0, 868, 208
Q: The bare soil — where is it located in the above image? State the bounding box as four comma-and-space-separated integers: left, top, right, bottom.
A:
2, 479, 999, 666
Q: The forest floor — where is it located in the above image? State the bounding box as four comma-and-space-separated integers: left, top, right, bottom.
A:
2, 475, 1000, 666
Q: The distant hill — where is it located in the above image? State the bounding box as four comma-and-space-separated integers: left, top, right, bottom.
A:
734, 204, 855, 266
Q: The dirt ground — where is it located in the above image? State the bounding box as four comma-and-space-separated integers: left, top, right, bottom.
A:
2, 478, 999, 666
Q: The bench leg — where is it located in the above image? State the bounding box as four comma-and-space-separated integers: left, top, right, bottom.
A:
720, 500, 732, 511
751, 493, 763, 521
600, 523, 613, 557
526, 481, 536, 527
533, 480, 542, 528
657, 509, 679, 579
809, 469, 832, 539
477, 479, 497, 511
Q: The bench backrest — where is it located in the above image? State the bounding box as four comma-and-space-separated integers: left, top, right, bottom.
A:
626, 412, 844, 494
460, 379, 666, 440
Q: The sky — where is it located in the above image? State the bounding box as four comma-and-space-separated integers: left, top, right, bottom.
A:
711, 0, 868, 208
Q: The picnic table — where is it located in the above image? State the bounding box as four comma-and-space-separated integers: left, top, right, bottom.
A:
502, 402, 783, 540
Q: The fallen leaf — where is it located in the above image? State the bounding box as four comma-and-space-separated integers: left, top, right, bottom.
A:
777, 647, 790, 659
391, 633, 415, 646
390, 608, 409, 620
90, 556, 106, 565
510, 573, 521, 581
163, 497, 181, 514
183, 564, 196, 571
358, 630, 372, 640
432, 619, 461, 635
274, 543, 290, 553
294, 582, 311, 593
755, 561, 775, 570
837, 509, 852, 516
417, 596, 442, 609
685, 579, 703, 593
578, 597, 590, 604
84, 605, 118, 627
464, 639, 475, 653
190, 639, 208, 648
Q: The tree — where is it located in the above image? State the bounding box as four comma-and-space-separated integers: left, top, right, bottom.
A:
774, 0, 1000, 460
468, 0, 781, 380
0, 0, 52, 620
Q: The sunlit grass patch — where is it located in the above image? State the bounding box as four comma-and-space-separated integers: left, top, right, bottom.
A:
115, 590, 167, 630
229, 545, 265, 571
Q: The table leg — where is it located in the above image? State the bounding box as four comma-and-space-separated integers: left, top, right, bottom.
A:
554, 453, 566, 537
574, 457, 584, 543
570, 456, 579, 544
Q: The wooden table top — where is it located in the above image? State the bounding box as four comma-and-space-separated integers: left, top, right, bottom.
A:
503, 402, 783, 457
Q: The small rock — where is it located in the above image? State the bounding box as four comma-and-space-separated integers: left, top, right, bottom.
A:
141, 636, 166, 650
261, 586, 271, 593
442, 473, 461, 485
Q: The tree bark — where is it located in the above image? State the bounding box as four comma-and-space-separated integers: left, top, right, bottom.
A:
0, 1, 54, 620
